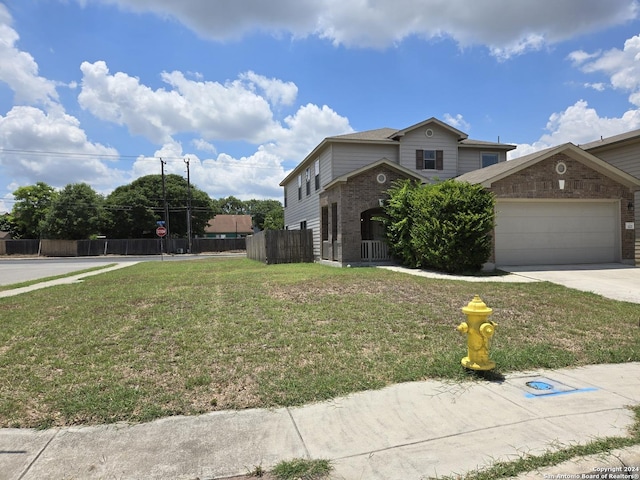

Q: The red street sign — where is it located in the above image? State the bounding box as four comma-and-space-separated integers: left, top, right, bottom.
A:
156, 226, 167, 237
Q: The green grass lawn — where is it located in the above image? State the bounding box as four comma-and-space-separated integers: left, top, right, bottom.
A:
0, 257, 638, 428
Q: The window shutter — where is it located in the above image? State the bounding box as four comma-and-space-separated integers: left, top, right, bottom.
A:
436, 150, 443, 170
416, 150, 424, 170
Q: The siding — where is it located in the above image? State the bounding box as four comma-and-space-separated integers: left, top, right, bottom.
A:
588, 143, 640, 178
282, 146, 333, 259
398, 125, 458, 179
331, 143, 398, 178
589, 143, 640, 244
458, 149, 507, 176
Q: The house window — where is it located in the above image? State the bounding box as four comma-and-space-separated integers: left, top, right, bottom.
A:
297, 174, 302, 200
284, 189, 287, 208
321, 206, 328, 241
300, 220, 307, 230
314, 160, 320, 191
305, 167, 311, 196
416, 149, 443, 170
423, 150, 436, 169
481, 152, 499, 168
331, 203, 338, 240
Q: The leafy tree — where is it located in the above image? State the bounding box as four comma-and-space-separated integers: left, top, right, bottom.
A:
381, 179, 495, 273
43, 183, 105, 240
244, 199, 283, 230
11, 182, 58, 238
104, 174, 213, 238
103, 187, 156, 238
262, 207, 284, 230
0, 213, 20, 238
212, 196, 246, 215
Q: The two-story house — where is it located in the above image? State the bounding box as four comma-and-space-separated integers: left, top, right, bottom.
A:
280, 117, 515, 265
281, 116, 640, 267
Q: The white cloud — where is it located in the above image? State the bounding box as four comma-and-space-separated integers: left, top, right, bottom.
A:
0, 4, 59, 107
569, 34, 640, 105
270, 103, 354, 160
78, 61, 293, 145
510, 100, 640, 158
84, 0, 638, 58
131, 142, 288, 200
78, 59, 352, 160
0, 106, 125, 190
511, 33, 640, 158
191, 138, 217, 154
584, 82, 606, 92
443, 113, 470, 132
239, 71, 298, 107
567, 49, 602, 66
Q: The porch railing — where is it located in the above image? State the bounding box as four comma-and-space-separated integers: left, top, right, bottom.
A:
361, 240, 390, 262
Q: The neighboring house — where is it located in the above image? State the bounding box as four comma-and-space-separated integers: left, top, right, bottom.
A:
203, 215, 253, 239
0, 231, 12, 240
281, 116, 640, 267
581, 128, 640, 240
280, 117, 515, 265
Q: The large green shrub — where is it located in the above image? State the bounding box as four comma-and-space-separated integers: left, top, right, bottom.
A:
381, 179, 495, 273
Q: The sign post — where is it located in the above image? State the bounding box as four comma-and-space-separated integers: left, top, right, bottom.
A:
156, 225, 167, 259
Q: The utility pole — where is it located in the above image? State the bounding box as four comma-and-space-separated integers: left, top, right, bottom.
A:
160, 158, 170, 254
184, 157, 192, 254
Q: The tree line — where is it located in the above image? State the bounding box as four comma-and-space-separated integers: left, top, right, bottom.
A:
0, 175, 284, 240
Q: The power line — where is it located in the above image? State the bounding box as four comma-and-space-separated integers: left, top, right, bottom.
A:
0, 148, 291, 169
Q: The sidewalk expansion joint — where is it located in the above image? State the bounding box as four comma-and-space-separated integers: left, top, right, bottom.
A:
331, 416, 548, 461
286, 407, 311, 459
17, 429, 59, 480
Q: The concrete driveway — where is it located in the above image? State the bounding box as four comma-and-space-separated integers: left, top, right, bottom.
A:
501, 263, 640, 304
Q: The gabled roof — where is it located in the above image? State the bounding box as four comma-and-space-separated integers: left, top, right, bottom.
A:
328, 128, 398, 142
581, 128, 640, 151
205, 214, 253, 234
323, 158, 424, 190
280, 116, 514, 186
456, 143, 640, 189
459, 138, 516, 151
389, 117, 468, 141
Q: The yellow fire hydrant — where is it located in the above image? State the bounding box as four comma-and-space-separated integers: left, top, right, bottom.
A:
456, 295, 497, 371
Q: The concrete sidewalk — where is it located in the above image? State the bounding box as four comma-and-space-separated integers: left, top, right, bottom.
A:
2, 363, 639, 480
0, 262, 140, 298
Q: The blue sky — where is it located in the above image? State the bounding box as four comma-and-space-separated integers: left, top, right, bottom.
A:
2, 0, 640, 213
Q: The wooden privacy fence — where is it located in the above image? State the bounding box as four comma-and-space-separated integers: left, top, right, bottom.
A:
0, 238, 246, 257
0, 239, 40, 255
246, 229, 313, 264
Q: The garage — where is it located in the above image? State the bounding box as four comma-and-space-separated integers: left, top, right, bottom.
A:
494, 200, 619, 266
456, 143, 639, 267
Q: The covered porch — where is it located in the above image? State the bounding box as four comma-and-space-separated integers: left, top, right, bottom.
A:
318, 159, 420, 265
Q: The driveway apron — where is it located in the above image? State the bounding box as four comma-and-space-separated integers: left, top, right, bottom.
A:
501, 263, 640, 304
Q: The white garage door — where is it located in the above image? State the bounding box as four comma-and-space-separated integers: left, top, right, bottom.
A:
495, 200, 619, 266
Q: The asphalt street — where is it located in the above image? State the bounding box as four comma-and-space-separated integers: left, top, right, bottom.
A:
0, 254, 238, 286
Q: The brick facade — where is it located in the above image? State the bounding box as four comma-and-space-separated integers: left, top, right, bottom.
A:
488, 153, 636, 262
320, 165, 415, 264
319, 152, 636, 266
